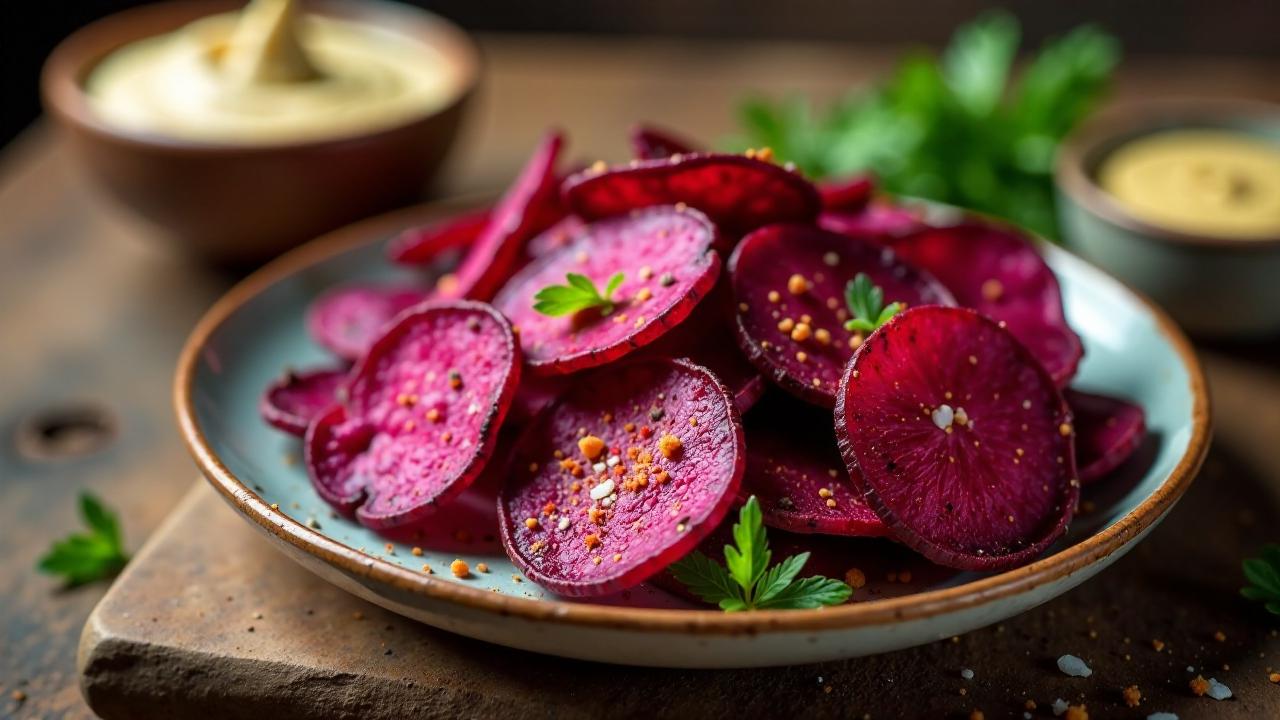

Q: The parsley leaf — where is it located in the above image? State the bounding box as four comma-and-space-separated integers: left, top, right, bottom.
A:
728, 11, 1118, 239
532, 272, 625, 317
844, 273, 903, 333
669, 497, 852, 611
37, 492, 129, 586
1242, 544, 1280, 616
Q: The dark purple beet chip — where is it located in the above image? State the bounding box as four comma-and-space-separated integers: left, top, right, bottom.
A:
498, 358, 745, 597
305, 302, 521, 529
260, 366, 349, 436
306, 286, 430, 362
629, 124, 700, 160
385, 209, 489, 267
835, 306, 1079, 571
562, 153, 820, 236
742, 404, 888, 537
437, 131, 565, 302
1066, 389, 1147, 484
818, 174, 874, 213
637, 278, 764, 413
730, 223, 955, 407
886, 221, 1084, 386
494, 206, 721, 376
819, 199, 928, 240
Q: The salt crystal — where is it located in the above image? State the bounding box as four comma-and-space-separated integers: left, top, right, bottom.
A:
1023, 714, 1032, 720
557, 517, 570, 531
931, 404, 955, 430
606, 455, 620, 467
960, 668, 974, 680
592, 462, 607, 474
1186, 666, 1194, 672
1051, 698, 1069, 716
1146, 714, 1178, 720
1056, 654, 1092, 677
590, 479, 615, 500
1206, 678, 1232, 700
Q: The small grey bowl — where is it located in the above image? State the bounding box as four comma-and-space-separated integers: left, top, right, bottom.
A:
1056, 98, 1280, 338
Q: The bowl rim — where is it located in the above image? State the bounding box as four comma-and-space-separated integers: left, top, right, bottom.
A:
40, 0, 481, 154
174, 198, 1211, 636
1056, 97, 1280, 251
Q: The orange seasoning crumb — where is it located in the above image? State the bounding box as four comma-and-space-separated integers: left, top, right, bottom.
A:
778, 317, 796, 333
814, 328, 831, 345
1122, 685, 1141, 708
1190, 675, 1210, 696
475, 563, 489, 573
1064, 705, 1088, 720
525, 517, 540, 530
426, 408, 441, 423
578, 435, 606, 461
584, 533, 601, 550
1214, 630, 1226, 642
588, 507, 605, 525
1152, 639, 1166, 652
844, 568, 866, 589
767, 290, 781, 303
787, 274, 809, 295
654, 470, 670, 485
1269, 672, 1280, 684
969, 710, 984, 720
450, 559, 470, 578
658, 434, 683, 459
421, 564, 432, 573
411, 546, 424, 557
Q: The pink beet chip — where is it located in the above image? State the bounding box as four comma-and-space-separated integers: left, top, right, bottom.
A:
436, 131, 565, 302
835, 306, 1079, 571
498, 358, 745, 597
1067, 389, 1147, 484
305, 302, 521, 529
523, 215, 587, 261
887, 221, 1084, 386
386, 209, 490, 267
260, 366, 349, 436
306, 286, 430, 362
742, 402, 888, 537
819, 199, 928, 240
629, 123, 700, 160
494, 206, 721, 376
730, 223, 955, 407
562, 153, 820, 236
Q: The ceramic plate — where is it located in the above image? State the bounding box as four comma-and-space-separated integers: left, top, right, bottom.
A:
175, 199, 1210, 668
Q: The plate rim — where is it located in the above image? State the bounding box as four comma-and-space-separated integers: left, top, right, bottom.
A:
174, 198, 1212, 636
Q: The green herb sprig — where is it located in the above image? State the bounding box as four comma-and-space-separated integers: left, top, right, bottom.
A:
37, 492, 129, 587
533, 272, 625, 317
844, 273, 902, 333
670, 497, 852, 611
729, 11, 1119, 239
1242, 544, 1280, 615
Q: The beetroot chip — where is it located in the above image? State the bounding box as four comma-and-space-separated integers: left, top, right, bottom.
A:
630, 124, 700, 160
498, 358, 745, 596
835, 306, 1079, 571
1067, 389, 1147, 484
819, 199, 928, 240
742, 404, 888, 537
730, 223, 955, 406
260, 366, 349, 436
305, 302, 521, 529
818, 174, 874, 213
887, 222, 1084, 385
494, 206, 721, 376
385, 209, 490, 267
306, 286, 430, 362
437, 131, 565, 302
562, 153, 820, 236
638, 279, 764, 412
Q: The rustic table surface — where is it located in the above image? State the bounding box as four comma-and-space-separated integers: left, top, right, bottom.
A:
3, 36, 1280, 720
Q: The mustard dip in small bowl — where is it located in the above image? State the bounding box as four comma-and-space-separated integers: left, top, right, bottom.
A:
42, 0, 478, 267
1056, 99, 1280, 338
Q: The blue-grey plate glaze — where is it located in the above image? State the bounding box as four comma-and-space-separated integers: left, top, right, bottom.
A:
176, 200, 1210, 667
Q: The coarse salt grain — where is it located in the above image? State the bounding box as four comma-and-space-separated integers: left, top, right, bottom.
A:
1051, 699, 1069, 716
931, 404, 955, 430
960, 668, 974, 680
1057, 654, 1092, 677
590, 479, 616, 500
592, 462, 607, 474
1205, 678, 1232, 700
557, 517, 571, 531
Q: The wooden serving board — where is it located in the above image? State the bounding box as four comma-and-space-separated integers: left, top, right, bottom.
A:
78, 473, 1280, 720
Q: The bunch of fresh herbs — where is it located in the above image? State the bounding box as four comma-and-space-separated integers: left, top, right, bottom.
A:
729, 11, 1119, 239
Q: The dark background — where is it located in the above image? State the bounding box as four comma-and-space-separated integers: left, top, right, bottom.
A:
3, 0, 1279, 149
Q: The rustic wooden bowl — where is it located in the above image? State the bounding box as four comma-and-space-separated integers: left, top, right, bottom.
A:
41, 0, 479, 267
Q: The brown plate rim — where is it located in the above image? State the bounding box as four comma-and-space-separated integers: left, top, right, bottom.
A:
174, 198, 1212, 635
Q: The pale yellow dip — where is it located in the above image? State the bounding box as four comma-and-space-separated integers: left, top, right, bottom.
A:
86, 0, 457, 144
1099, 129, 1280, 238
